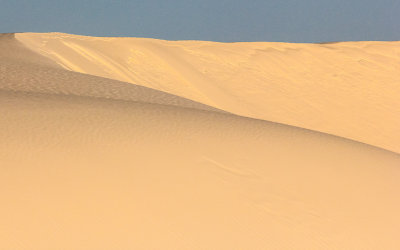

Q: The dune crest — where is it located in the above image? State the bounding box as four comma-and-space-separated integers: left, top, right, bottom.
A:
0, 33, 221, 112
16, 32, 400, 153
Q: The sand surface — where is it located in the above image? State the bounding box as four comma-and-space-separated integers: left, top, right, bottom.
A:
1, 33, 400, 249
16, 32, 400, 153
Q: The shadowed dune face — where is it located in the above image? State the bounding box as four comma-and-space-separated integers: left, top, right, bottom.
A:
0, 33, 58, 67
0, 34, 221, 112
16, 32, 400, 153
1, 33, 400, 249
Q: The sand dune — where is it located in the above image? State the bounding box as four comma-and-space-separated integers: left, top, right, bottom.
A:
1, 33, 400, 249
16, 32, 400, 153
2, 90, 400, 249
0, 34, 220, 112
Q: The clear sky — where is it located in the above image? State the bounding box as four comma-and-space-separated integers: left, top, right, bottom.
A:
1, 0, 399, 43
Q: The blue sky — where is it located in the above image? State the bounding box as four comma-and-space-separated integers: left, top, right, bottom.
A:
1, 0, 399, 42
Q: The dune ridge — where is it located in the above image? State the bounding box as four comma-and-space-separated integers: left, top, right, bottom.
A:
1, 32, 400, 249
16, 32, 400, 153
0, 33, 222, 112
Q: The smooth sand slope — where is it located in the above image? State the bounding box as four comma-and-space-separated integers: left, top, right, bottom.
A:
17, 32, 400, 153
1, 33, 400, 249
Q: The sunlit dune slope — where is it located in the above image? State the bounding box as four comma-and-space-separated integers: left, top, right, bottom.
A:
16, 32, 400, 153
1, 90, 400, 249
1, 32, 400, 249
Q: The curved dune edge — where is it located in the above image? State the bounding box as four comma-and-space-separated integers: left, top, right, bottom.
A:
15, 32, 400, 153
1, 90, 400, 249
0, 33, 222, 113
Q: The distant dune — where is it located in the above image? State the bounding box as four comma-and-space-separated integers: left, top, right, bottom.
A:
16, 32, 400, 153
1, 33, 400, 249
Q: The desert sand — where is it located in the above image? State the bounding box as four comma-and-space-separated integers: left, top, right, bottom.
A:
16, 32, 400, 153
1, 33, 400, 249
